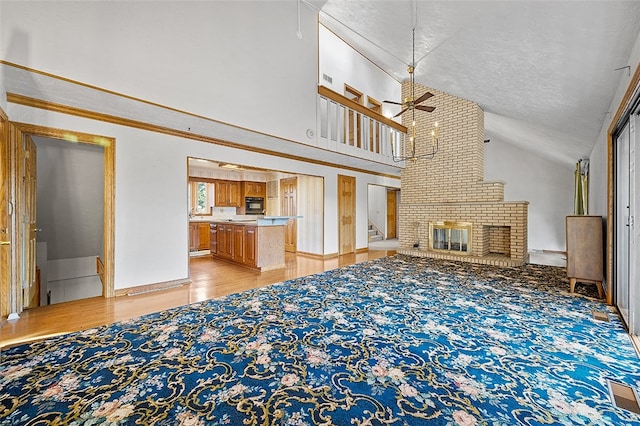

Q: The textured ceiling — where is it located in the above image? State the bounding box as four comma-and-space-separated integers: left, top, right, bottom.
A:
318, 0, 640, 165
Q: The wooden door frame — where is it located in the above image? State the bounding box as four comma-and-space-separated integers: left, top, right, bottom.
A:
9, 123, 115, 308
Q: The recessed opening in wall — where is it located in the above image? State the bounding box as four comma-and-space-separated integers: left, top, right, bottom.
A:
487, 225, 511, 256
429, 221, 472, 255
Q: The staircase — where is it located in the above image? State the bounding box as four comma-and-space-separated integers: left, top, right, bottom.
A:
368, 222, 383, 242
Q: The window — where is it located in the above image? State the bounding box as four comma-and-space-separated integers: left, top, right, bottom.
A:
190, 181, 213, 215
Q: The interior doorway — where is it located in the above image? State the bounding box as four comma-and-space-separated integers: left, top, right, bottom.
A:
366, 184, 399, 248
1, 123, 115, 319
32, 136, 105, 305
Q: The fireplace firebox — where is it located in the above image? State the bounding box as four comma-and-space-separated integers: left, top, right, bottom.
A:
429, 221, 472, 255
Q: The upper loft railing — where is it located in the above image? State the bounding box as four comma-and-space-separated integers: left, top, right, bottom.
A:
316, 86, 408, 166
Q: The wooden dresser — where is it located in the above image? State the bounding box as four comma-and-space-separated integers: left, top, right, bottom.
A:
566, 215, 604, 298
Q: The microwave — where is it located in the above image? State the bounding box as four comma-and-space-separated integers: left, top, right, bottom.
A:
245, 197, 265, 215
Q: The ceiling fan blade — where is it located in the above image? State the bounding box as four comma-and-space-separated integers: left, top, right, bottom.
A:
414, 92, 434, 105
415, 105, 436, 113
393, 108, 408, 118
383, 100, 403, 105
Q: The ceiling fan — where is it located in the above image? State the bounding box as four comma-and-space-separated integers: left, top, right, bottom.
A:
383, 28, 435, 118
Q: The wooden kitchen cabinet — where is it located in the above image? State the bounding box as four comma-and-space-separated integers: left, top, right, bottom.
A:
209, 223, 218, 254
189, 223, 199, 251
210, 222, 284, 270
217, 224, 233, 258
244, 225, 257, 266
566, 215, 604, 298
243, 181, 266, 198
214, 180, 242, 207
189, 222, 210, 251
233, 226, 245, 263
198, 223, 209, 250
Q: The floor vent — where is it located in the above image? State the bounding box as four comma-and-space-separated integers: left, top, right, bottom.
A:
592, 310, 610, 322
608, 380, 640, 414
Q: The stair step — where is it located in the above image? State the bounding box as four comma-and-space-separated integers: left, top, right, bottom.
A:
369, 235, 383, 242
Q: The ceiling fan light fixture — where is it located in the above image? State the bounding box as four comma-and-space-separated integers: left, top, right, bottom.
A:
384, 24, 440, 162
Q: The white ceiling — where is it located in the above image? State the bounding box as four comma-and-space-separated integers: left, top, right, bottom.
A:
317, 0, 640, 165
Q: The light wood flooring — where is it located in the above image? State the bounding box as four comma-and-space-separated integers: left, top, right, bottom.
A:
1, 249, 395, 349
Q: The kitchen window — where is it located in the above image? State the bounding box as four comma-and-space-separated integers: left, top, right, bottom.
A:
189, 181, 213, 215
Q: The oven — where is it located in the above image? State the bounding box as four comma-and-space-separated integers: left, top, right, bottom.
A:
245, 197, 265, 215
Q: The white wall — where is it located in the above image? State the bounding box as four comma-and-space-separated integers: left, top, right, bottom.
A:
590, 28, 640, 218
319, 25, 401, 119
484, 138, 574, 252
0, 1, 318, 145
8, 103, 399, 290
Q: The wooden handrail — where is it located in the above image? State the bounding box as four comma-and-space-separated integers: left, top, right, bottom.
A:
317, 85, 407, 133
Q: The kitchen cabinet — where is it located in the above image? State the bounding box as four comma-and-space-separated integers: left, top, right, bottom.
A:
209, 223, 218, 254
198, 223, 209, 250
210, 221, 285, 270
217, 223, 234, 258
189, 222, 210, 251
214, 180, 242, 207
244, 226, 257, 265
233, 226, 245, 263
189, 223, 199, 251
243, 181, 266, 198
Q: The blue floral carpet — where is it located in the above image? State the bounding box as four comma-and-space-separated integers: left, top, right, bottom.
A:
1, 255, 639, 425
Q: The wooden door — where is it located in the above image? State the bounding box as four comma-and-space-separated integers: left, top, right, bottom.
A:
0, 114, 12, 318
345, 85, 362, 147
338, 175, 356, 255
386, 189, 397, 239
23, 136, 38, 309
280, 177, 297, 252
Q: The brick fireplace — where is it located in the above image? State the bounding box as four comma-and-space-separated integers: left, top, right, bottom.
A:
397, 82, 529, 266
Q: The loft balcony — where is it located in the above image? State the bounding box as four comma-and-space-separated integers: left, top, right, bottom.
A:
315, 86, 408, 168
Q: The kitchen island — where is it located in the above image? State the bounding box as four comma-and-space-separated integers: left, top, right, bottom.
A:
209, 218, 291, 271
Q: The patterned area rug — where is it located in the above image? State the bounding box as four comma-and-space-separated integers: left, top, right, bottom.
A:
1, 255, 639, 425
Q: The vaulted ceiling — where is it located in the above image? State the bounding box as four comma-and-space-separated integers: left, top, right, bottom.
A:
317, 0, 640, 165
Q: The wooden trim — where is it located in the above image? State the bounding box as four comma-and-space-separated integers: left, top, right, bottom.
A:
296, 251, 326, 259
96, 256, 105, 286
11, 123, 116, 298
606, 63, 640, 306
115, 278, 191, 297
542, 250, 567, 255
318, 86, 407, 133
8, 92, 400, 179
188, 177, 218, 183
355, 247, 368, 254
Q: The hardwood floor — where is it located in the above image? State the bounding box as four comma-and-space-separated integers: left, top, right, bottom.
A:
0, 249, 395, 349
